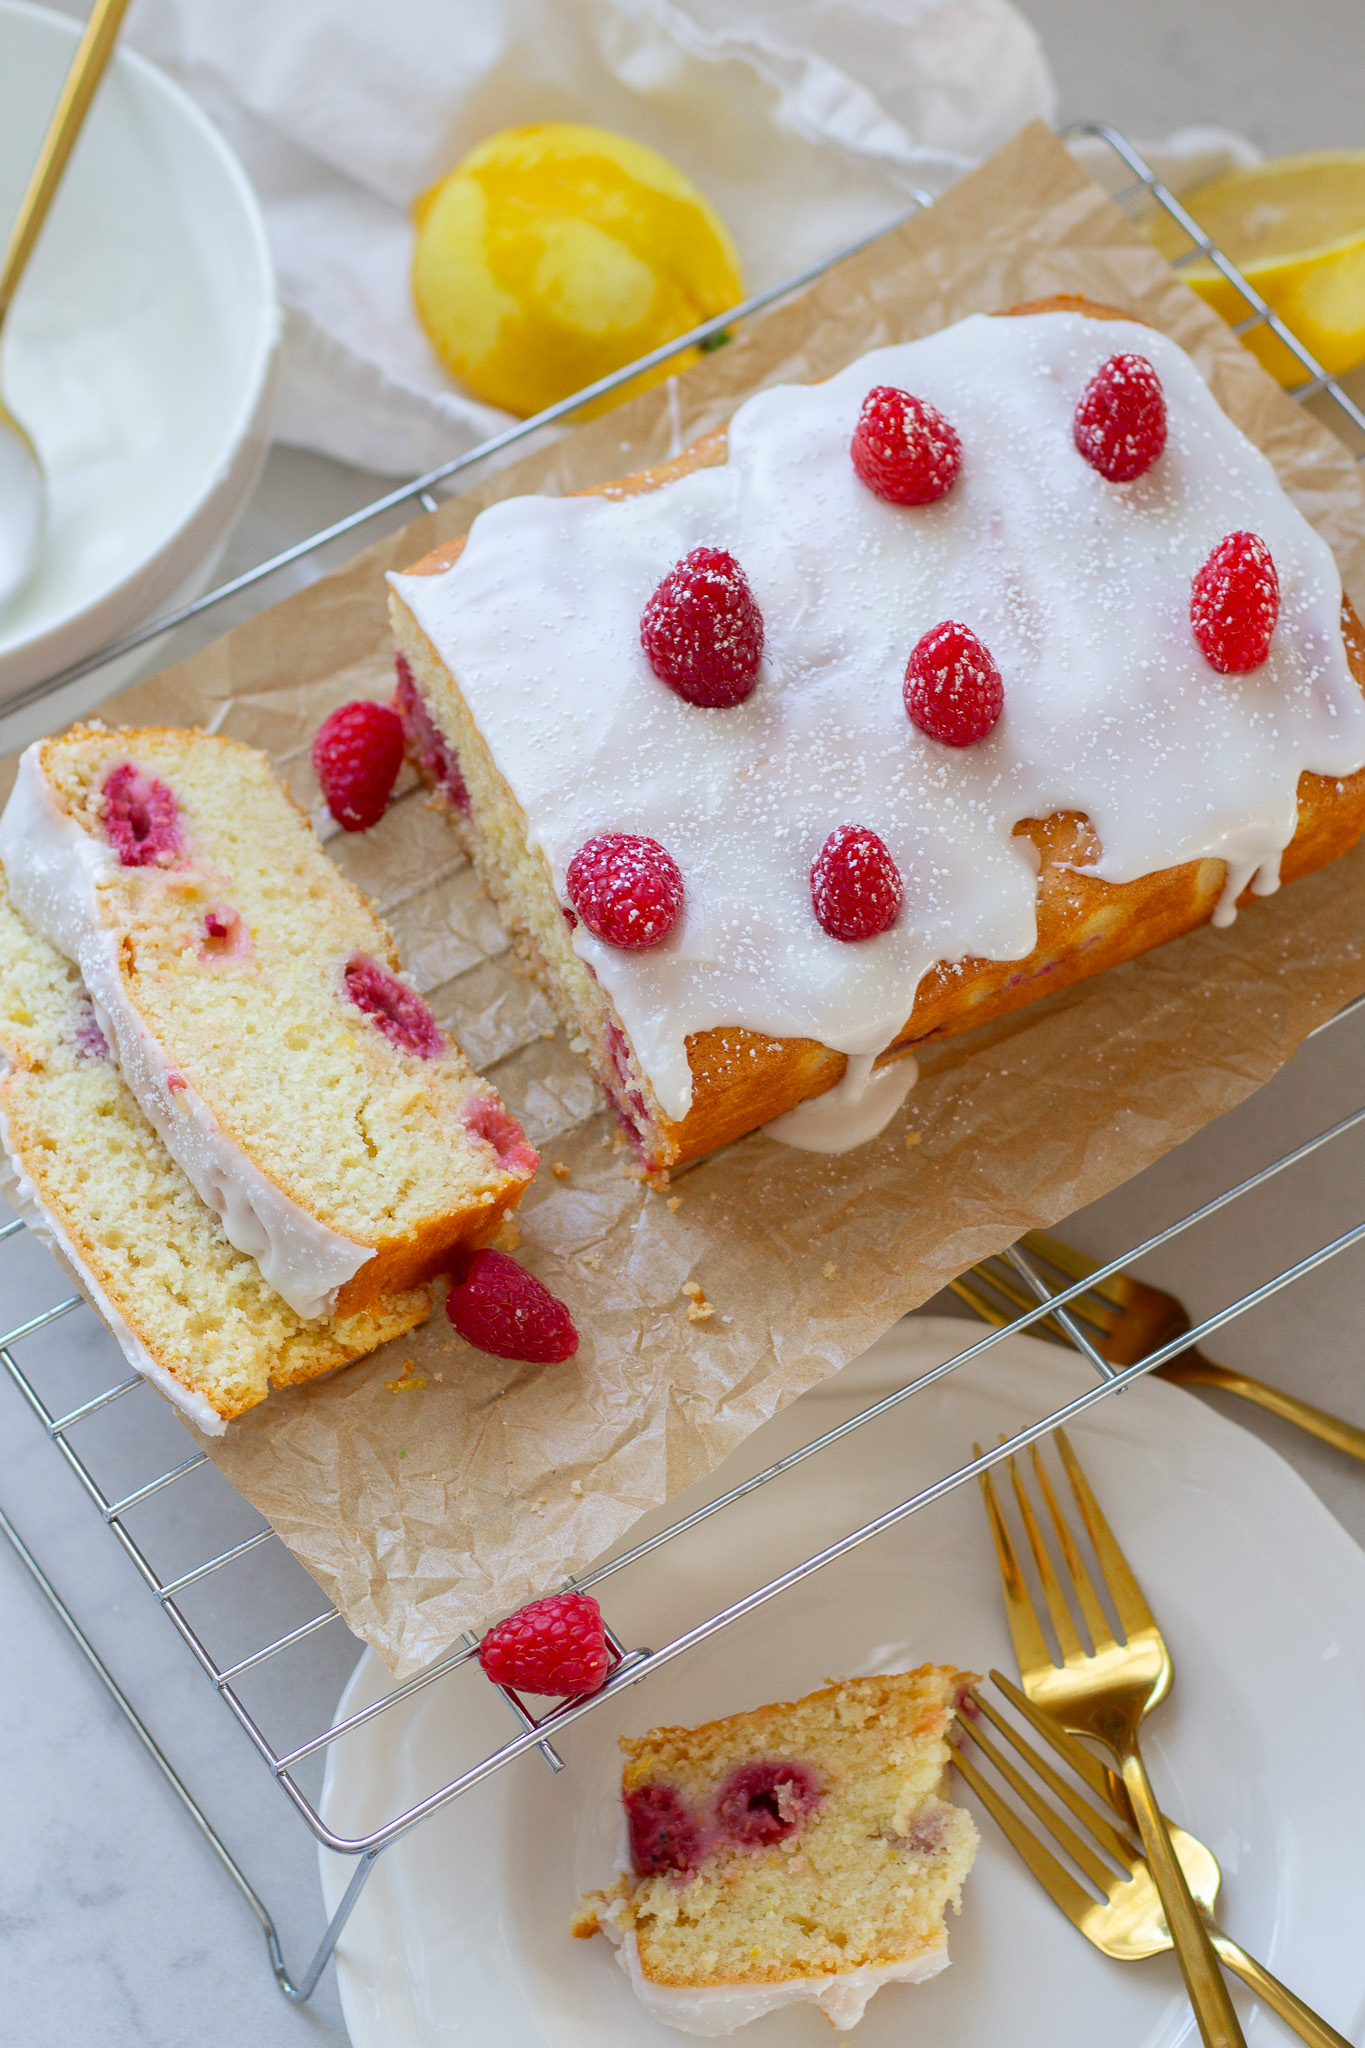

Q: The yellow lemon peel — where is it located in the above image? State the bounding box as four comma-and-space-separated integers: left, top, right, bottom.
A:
1146, 150, 1365, 384
412, 122, 742, 419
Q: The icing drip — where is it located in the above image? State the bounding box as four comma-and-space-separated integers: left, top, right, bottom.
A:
389, 312, 1365, 1124
764, 1052, 918, 1152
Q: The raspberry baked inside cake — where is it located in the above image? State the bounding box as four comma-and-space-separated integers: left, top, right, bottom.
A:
0, 865, 430, 1430
389, 301, 1365, 1179
573, 1668, 979, 2034
0, 725, 536, 1319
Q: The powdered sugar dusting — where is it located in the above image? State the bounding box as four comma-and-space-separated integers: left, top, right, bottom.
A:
391, 312, 1365, 1121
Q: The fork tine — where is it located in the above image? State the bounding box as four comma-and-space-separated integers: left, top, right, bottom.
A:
1008, 1450, 1091, 1662
950, 1742, 1098, 1928
1055, 1428, 1157, 1638
990, 1669, 1132, 1822
950, 1274, 1014, 1328
956, 1707, 1122, 1892
982, 1256, 1120, 1337
1030, 1442, 1118, 1653
1023, 1229, 1130, 1310
968, 1690, 1140, 1869
975, 1445, 1054, 1681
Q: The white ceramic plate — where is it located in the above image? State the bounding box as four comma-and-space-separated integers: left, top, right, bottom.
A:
0, 1, 277, 706
320, 1318, 1365, 2048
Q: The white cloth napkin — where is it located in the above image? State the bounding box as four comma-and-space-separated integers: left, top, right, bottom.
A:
105, 0, 1256, 477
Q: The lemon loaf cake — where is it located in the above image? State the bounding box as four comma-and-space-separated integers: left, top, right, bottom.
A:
0, 726, 537, 1320
573, 1667, 978, 2035
0, 866, 430, 1431
389, 298, 1365, 1179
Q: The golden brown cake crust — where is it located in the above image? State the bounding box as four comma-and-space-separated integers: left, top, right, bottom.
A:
399, 299, 1365, 1170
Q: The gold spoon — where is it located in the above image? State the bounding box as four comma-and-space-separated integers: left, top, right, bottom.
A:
0, 0, 133, 609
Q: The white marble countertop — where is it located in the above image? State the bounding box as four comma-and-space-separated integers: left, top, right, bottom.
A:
4, 5, 1364, 2042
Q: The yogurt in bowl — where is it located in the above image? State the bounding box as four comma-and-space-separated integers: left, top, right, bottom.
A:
0, 0, 278, 715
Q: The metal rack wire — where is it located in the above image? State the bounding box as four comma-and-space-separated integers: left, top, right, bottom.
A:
4, 125, 1365, 2005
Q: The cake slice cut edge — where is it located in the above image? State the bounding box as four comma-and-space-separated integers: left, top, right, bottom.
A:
573, 1666, 980, 2036
0, 863, 432, 1433
0, 724, 538, 1317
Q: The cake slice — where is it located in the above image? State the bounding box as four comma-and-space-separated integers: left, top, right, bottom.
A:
573, 1668, 979, 2035
389, 299, 1365, 1180
0, 725, 536, 1320
0, 866, 430, 1431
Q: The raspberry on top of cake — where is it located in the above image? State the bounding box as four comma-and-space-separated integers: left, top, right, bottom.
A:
388, 306, 1365, 1178
573, 1666, 979, 2035
0, 725, 536, 1321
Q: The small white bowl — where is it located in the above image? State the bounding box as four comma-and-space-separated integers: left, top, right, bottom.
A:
0, 0, 278, 712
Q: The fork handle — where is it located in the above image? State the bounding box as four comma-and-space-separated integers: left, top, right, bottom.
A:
1155, 1354, 1365, 1465
1207, 1925, 1352, 2048
1119, 1746, 1248, 2048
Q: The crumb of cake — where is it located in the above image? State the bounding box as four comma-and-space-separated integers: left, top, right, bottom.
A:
570, 1479, 583, 1495
491, 1215, 521, 1252
667, 1195, 682, 1211
382, 1358, 427, 1391
905, 1131, 921, 1148
683, 1281, 715, 1322
823, 1261, 837, 1278
551, 1160, 571, 1180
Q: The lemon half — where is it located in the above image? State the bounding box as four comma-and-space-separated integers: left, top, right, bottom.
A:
413, 123, 743, 419
1146, 151, 1365, 385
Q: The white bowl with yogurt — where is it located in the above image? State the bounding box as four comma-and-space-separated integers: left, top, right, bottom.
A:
0, 0, 278, 715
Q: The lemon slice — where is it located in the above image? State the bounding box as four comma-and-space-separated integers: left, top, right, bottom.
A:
1146, 151, 1365, 385
412, 123, 743, 419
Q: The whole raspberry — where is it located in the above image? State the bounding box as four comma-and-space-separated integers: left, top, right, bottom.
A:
1073, 353, 1167, 483
640, 546, 764, 707
344, 954, 444, 1059
101, 762, 182, 867
1191, 530, 1280, 674
904, 621, 1004, 746
566, 833, 684, 949
478, 1590, 609, 1697
312, 699, 405, 831
850, 385, 962, 505
446, 1248, 580, 1363
626, 1784, 704, 1876
810, 826, 903, 942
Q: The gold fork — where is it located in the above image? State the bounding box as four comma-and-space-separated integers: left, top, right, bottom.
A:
952, 1675, 1350, 2048
977, 1429, 1245, 2048
954, 1230, 1365, 1464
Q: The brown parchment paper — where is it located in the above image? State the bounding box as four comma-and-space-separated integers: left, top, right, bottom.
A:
16, 124, 1365, 1680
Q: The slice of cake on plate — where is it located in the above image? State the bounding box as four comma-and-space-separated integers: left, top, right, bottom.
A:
0, 725, 536, 1321
573, 1667, 979, 2034
0, 866, 430, 1431
388, 298, 1365, 1180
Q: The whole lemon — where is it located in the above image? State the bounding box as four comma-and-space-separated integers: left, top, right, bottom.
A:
412, 123, 743, 418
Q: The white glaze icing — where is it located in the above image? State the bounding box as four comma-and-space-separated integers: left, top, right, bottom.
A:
0, 1097, 226, 1436
762, 1050, 918, 1152
598, 1903, 947, 2035
391, 311, 1365, 1126
0, 748, 374, 1319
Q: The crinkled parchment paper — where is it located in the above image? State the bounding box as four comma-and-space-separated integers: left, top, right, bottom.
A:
14, 125, 1365, 1678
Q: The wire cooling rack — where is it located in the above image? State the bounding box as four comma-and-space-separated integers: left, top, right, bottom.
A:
4, 126, 1365, 2004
